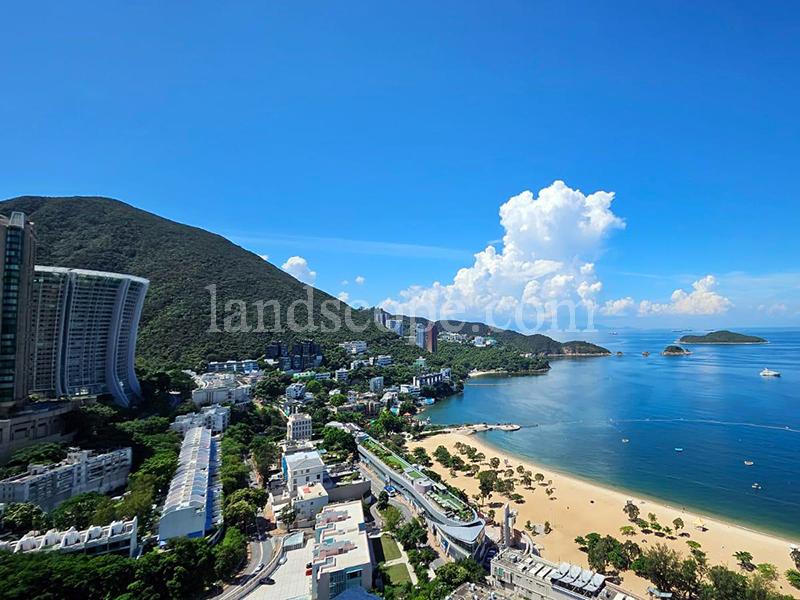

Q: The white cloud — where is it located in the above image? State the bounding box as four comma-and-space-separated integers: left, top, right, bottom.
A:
259, 254, 270, 261
757, 302, 788, 316
381, 180, 625, 324
337, 291, 350, 302
355, 275, 366, 285
639, 275, 732, 315
281, 256, 317, 285
341, 280, 349, 286
601, 297, 636, 316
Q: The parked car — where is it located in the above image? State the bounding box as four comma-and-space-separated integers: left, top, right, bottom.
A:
260, 577, 275, 585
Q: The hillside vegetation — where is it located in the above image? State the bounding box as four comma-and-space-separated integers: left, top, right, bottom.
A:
679, 330, 767, 344
0, 196, 608, 368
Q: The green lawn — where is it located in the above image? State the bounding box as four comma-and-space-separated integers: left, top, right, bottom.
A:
379, 536, 402, 561
383, 563, 412, 585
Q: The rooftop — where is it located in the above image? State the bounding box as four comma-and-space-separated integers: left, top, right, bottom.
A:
313, 501, 371, 575
285, 449, 325, 472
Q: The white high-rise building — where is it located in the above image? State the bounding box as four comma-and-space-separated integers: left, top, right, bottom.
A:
287, 412, 313, 442
28, 267, 149, 407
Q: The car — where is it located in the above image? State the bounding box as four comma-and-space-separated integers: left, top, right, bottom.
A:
278, 556, 287, 565
256, 563, 264, 571
306, 562, 312, 569
260, 577, 275, 585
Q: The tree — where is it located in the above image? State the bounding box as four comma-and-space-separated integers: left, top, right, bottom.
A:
623, 501, 640, 522
214, 527, 247, 581
620, 525, 636, 536
224, 500, 257, 533
377, 490, 389, 510
50, 492, 115, 530
396, 518, 427, 550
1, 503, 50, 535
673, 517, 684, 532
489, 457, 500, 470
136, 451, 178, 495
321, 427, 357, 458
786, 569, 800, 590
250, 437, 279, 481
279, 505, 297, 528
791, 547, 800, 569
477, 470, 497, 502
534, 472, 545, 484
733, 550, 754, 571
516, 465, 525, 475
412, 447, 432, 466
381, 505, 402, 531
521, 473, 532, 488
756, 563, 778, 582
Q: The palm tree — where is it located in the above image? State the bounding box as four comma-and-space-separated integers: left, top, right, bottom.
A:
623, 502, 640, 522
517, 465, 525, 475
522, 473, 533, 488
673, 517, 684, 533
620, 525, 636, 536
734, 551, 754, 571
534, 472, 545, 485
791, 547, 800, 569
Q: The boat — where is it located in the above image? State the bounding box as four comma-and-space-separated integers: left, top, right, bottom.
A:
621, 438, 630, 444
642, 351, 650, 357
674, 447, 684, 452
760, 368, 781, 377
744, 460, 754, 466
751, 483, 762, 490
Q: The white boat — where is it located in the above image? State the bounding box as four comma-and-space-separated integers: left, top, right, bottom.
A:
760, 368, 781, 377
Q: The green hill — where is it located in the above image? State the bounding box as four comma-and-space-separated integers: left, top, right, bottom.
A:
679, 330, 767, 344
0, 196, 608, 367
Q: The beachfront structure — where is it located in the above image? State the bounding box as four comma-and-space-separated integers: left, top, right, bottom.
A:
27, 266, 149, 407
312, 500, 373, 600
158, 426, 222, 542
191, 372, 251, 406
491, 548, 642, 600
356, 433, 486, 560
287, 412, 313, 442
0, 517, 138, 557
170, 404, 231, 435
0, 447, 132, 512
207, 359, 259, 373
283, 449, 326, 489
0, 212, 37, 408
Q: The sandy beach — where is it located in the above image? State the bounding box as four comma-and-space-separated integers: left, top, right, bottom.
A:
411, 432, 800, 598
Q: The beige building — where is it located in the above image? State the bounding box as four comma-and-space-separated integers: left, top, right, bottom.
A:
287, 412, 313, 441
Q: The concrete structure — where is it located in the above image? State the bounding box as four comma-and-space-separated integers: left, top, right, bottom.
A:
170, 404, 231, 435
414, 322, 438, 353
357, 433, 485, 561
0, 517, 138, 557
283, 449, 326, 489
312, 501, 373, 600
0, 447, 132, 511
374, 308, 388, 328
412, 371, 445, 388
191, 373, 251, 406
207, 359, 259, 373
0, 401, 75, 461
385, 319, 404, 337
339, 341, 367, 355
27, 267, 148, 408
373, 355, 393, 367
158, 426, 222, 542
335, 368, 349, 383
491, 548, 642, 600
293, 481, 329, 524
368, 376, 384, 393
0, 212, 36, 408
287, 412, 313, 442
286, 382, 307, 400
399, 384, 420, 397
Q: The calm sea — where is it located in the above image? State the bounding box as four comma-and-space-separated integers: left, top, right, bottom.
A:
423, 328, 800, 539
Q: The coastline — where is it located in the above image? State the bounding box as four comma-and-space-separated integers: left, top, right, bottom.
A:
411, 431, 800, 598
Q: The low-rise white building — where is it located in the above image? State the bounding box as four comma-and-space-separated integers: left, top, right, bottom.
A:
170, 404, 231, 435
0, 448, 132, 512
191, 372, 251, 406
293, 482, 329, 524
283, 449, 326, 489
287, 412, 313, 442
334, 368, 349, 383
158, 427, 222, 542
286, 382, 307, 399
373, 355, 393, 367
339, 341, 367, 355
399, 384, 420, 397
0, 517, 138, 557
312, 501, 373, 600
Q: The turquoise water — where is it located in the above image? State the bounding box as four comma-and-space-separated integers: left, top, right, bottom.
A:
423, 328, 800, 539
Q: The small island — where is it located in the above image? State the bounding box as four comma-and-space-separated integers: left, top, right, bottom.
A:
662, 345, 691, 356
679, 330, 767, 344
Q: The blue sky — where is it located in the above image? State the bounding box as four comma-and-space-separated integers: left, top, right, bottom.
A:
1, 1, 799, 329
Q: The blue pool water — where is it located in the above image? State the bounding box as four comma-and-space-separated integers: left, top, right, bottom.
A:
422, 328, 800, 538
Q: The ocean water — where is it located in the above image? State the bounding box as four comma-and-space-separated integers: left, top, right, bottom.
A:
422, 328, 800, 539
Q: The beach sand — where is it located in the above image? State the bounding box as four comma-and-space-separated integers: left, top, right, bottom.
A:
411, 432, 800, 598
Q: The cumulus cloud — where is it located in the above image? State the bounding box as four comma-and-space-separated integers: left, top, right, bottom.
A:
281, 256, 317, 285
259, 254, 270, 261
757, 302, 788, 316
337, 291, 350, 302
381, 180, 625, 326
639, 275, 732, 315
355, 275, 366, 285
601, 297, 636, 316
